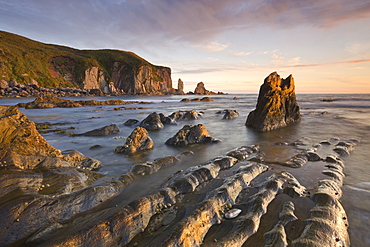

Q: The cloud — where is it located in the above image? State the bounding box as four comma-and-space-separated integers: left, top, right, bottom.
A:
229, 51, 253, 56
271, 53, 285, 65
198, 42, 229, 52
1, 0, 370, 48
283, 59, 370, 68
288, 57, 301, 66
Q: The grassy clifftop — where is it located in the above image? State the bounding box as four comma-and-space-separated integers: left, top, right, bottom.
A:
0, 30, 161, 88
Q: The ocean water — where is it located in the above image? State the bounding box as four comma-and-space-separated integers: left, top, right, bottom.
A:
1, 93, 369, 246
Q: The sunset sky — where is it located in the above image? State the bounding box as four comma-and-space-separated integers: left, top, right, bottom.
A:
1, 0, 370, 93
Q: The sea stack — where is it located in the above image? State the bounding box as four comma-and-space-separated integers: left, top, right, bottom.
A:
246, 72, 301, 131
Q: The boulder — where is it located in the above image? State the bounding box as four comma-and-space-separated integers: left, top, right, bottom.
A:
140, 112, 164, 131
246, 72, 301, 131
168, 110, 202, 122
124, 119, 139, 126
114, 127, 154, 154
0, 79, 8, 89
76, 124, 120, 136
165, 124, 220, 146
221, 109, 239, 119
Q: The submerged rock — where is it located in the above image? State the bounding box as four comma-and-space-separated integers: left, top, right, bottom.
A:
246, 72, 301, 131
221, 109, 239, 119
124, 119, 139, 126
114, 126, 154, 154
76, 124, 120, 136
165, 124, 220, 146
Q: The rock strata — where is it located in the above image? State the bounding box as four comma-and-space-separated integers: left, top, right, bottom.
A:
165, 124, 220, 146
114, 126, 154, 154
246, 72, 301, 131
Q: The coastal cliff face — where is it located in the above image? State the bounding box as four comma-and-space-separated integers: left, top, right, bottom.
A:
0, 31, 173, 95
246, 72, 301, 131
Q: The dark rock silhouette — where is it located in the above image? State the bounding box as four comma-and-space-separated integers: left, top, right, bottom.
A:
246, 72, 301, 131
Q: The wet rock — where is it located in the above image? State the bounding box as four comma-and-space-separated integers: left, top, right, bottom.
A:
124, 119, 139, 126
130, 156, 179, 176
62, 150, 102, 170
180, 98, 191, 102
226, 145, 259, 161
139, 112, 164, 131
222, 109, 239, 119
114, 127, 154, 154
167, 110, 202, 122
246, 72, 301, 131
89, 145, 103, 149
76, 124, 120, 136
264, 201, 297, 247
165, 124, 220, 146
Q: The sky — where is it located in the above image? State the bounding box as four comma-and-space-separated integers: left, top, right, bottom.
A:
1, 0, 370, 94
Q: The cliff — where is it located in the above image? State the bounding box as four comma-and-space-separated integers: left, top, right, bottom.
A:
0, 31, 173, 95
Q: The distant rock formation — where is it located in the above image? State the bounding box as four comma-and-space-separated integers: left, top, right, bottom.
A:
0, 31, 174, 95
246, 72, 301, 131
177, 78, 185, 95
193, 82, 217, 95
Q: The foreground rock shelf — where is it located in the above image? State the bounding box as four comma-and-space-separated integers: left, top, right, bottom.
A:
0, 106, 358, 247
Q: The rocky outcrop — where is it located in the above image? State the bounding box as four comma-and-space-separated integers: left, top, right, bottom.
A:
17, 96, 151, 109
177, 78, 185, 94
165, 124, 220, 146
246, 72, 301, 131
114, 126, 154, 154
193, 82, 218, 95
0, 106, 64, 169
0, 105, 102, 171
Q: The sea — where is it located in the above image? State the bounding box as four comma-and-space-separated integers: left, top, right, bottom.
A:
1, 93, 369, 246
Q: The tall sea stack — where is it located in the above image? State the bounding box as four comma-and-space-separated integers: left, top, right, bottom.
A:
246, 72, 301, 131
